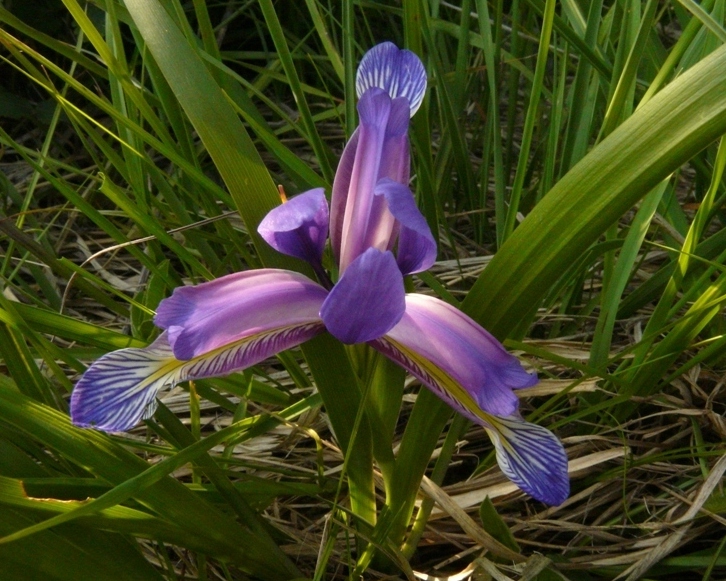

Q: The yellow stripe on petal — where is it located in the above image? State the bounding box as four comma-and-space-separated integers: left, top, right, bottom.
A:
371, 336, 569, 505
72, 323, 325, 433
370, 336, 498, 426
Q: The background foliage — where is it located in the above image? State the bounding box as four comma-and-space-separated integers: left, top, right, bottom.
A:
0, 0, 725, 579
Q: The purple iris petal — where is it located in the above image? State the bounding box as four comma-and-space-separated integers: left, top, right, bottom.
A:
334, 90, 413, 272
486, 416, 570, 505
356, 42, 427, 116
71, 332, 177, 432
374, 178, 436, 274
71, 311, 326, 433
372, 294, 537, 417
320, 248, 405, 344
367, 294, 568, 505
376, 96, 411, 185
330, 127, 358, 264
258, 188, 329, 270
336, 89, 391, 272
155, 269, 328, 360
362, 97, 411, 252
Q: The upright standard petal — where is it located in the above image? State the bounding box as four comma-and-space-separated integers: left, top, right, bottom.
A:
320, 248, 405, 344
363, 98, 411, 253
155, 269, 328, 360
71, 313, 326, 432
257, 188, 329, 272
329, 127, 359, 264
336, 89, 391, 272
334, 90, 412, 272
356, 42, 427, 116
372, 294, 537, 418
374, 178, 436, 274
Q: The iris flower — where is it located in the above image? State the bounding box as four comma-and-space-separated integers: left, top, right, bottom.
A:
71, 43, 569, 505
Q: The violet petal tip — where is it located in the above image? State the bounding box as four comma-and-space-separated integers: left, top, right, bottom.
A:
356, 42, 427, 116
487, 416, 570, 506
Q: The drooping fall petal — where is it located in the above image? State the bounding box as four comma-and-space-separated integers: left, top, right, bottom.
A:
71, 315, 326, 433
320, 248, 405, 344
154, 269, 328, 360
485, 415, 570, 506
369, 295, 567, 505
70, 333, 178, 432
257, 188, 329, 271
374, 178, 436, 274
371, 294, 537, 417
355, 41, 427, 116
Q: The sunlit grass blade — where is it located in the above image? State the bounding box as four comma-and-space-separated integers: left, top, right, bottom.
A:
501, 0, 555, 243
644, 0, 718, 103
474, 0, 506, 237
560, 0, 604, 173
119, 0, 281, 261
258, 0, 335, 184
630, 136, 726, 370
0, 384, 304, 579
678, 0, 726, 43
598, 0, 658, 140
589, 182, 666, 369
464, 43, 726, 339
304, 0, 345, 83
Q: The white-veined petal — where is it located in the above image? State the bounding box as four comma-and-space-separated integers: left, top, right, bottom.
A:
485, 416, 570, 506
370, 304, 569, 505
70, 333, 179, 432
71, 322, 325, 432
356, 42, 427, 116
373, 295, 537, 418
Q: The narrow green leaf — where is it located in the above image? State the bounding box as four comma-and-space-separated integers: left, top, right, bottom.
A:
0, 508, 164, 581
304, 0, 344, 82
258, 0, 335, 183
0, 386, 301, 579
479, 496, 521, 552
121, 0, 283, 264
589, 182, 666, 368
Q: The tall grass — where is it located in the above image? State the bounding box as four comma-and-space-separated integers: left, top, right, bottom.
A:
0, 0, 725, 579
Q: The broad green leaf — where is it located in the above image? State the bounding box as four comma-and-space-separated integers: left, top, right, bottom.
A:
0, 508, 163, 581
0, 385, 301, 580
464, 43, 726, 339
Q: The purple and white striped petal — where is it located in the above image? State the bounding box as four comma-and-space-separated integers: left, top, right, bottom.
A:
333, 89, 411, 272
370, 333, 568, 504
371, 294, 537, 418
71, 319, 326, 432
257, 188, 329, 272
356, 42, 427, 116
368, 296, 568, 504
154, 269, 328, 360
374, 178, 436, 274
70, 333, 178, 432
320, 248, 405, 344
485, 415, 570, 505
